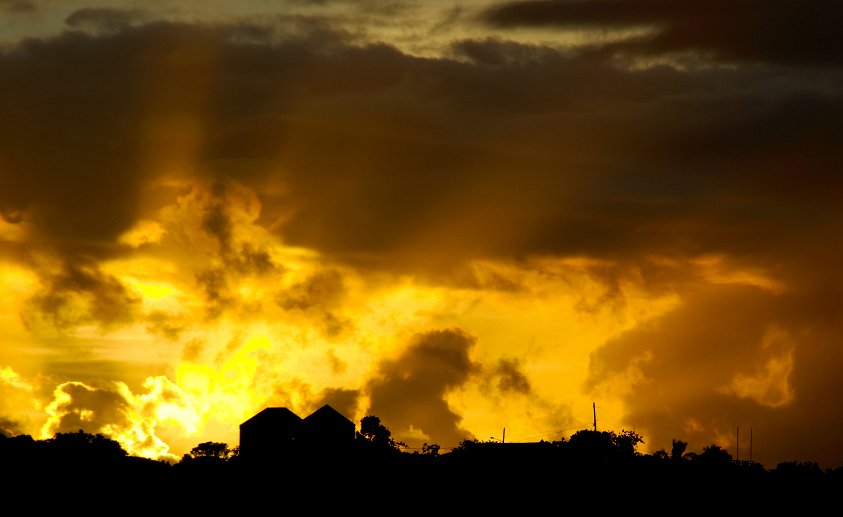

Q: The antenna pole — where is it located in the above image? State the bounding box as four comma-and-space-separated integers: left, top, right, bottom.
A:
593, 402, 597, 431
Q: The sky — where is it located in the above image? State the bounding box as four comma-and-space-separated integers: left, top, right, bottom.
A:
0, 0, 841, 469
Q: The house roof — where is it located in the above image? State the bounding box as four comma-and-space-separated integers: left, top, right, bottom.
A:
240, 407, 302, 429
303, 404, 354, 428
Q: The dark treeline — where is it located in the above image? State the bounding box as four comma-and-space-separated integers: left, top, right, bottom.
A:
1, 418, 841, 512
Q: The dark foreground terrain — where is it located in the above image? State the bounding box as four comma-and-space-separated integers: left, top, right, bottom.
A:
1, 429, 840, 513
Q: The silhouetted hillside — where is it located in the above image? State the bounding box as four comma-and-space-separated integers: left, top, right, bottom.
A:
1, 426, 841, 512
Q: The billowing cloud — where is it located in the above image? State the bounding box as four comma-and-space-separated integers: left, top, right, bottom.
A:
42, 382, 133, 436
1, 19, 838, 273
365, 328, 479, 447
0, 366, 37, 436
22, 262, 141, 332
584, 278, 843, 468
491, 357, 531, 395
0, 4, 839, 470
277, 269, 349, 337
41, 377, 199, 460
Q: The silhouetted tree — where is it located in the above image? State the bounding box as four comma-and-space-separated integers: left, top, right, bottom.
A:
614, 429, 644, 457
44, 429, 127, 463
357, 415, 406, 451
450, 438, 481, 453
189, 441, 236, 460
693, 444, 732, 468
652, 448, 670, 460
671, 439, 688, 462
772, 460, 825, 484
567, 428, 644, 464
421, 442, 440, 456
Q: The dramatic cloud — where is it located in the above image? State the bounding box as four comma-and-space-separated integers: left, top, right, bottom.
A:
22, 262, 141, 332
0, 366, 36, 436
585, 274, 843, 466
0, 3, 840, 470
365, 328, 479, 447
40, 377, 198, 460
482, 0, 843, 66
492, 358, 531, 395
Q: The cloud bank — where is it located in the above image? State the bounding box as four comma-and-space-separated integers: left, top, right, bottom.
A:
0, 2, 839, 469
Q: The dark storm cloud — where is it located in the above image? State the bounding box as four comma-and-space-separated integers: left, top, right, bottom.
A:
0, 7, 837, 469
22, 262, 141, 332
263, 38, 841, 270
2, 19, 839, 274
277, 269, 345, 311
0, 32, 145, 261
189, 180, 281, 318
584, 279, 843, 469
0, 19, 345, 266
45, 382, 132, 436
145, 311, 186, 341
202, 205, 233, 255
0, 0, 34, 14
197, 182, 275, 269
492, 357, 531, 394
195, 267, 230, 320
452, 37, 560, 66
0, 416, 24, 436
65, 8, 148, 34
366, 328, 479, 447
202, 183, 231, 255
276, 269, 349, 337
236, 243, 275, 274
482, 0, 843, 66
313, 387, 359, 422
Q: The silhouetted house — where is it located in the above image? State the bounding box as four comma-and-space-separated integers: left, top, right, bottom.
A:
239, 407, 303, 460
301, 404, 356, 449
239, 405, 355, 462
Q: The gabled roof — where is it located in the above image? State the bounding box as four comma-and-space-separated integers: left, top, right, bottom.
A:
303, 404, 354, 428
240, 407, 302, 429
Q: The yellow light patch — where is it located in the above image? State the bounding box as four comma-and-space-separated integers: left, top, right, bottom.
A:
176, 363, 215, 395
101, 257, 182, 307
136, 376, 201, 433
0, 263, 37, 294
40, 383, 75, 439
172, 333, 275, 426
693, 254, 785, 294
0, 366, 32, 391
118, 219, 167, 247
725, 326, 795, 408
134, 281, 176, 300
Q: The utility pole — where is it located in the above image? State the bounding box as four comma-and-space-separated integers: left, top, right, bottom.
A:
737, 426, 740, 461
750, 428, 753, 463
502, 427, 506, 444
593, 402, 597, 431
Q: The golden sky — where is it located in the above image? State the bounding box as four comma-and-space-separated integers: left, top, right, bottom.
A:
0, 0, 841, 469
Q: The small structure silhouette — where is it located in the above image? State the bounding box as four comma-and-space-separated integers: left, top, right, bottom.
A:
301, 404, 356, 449
239, 404, 355, 462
